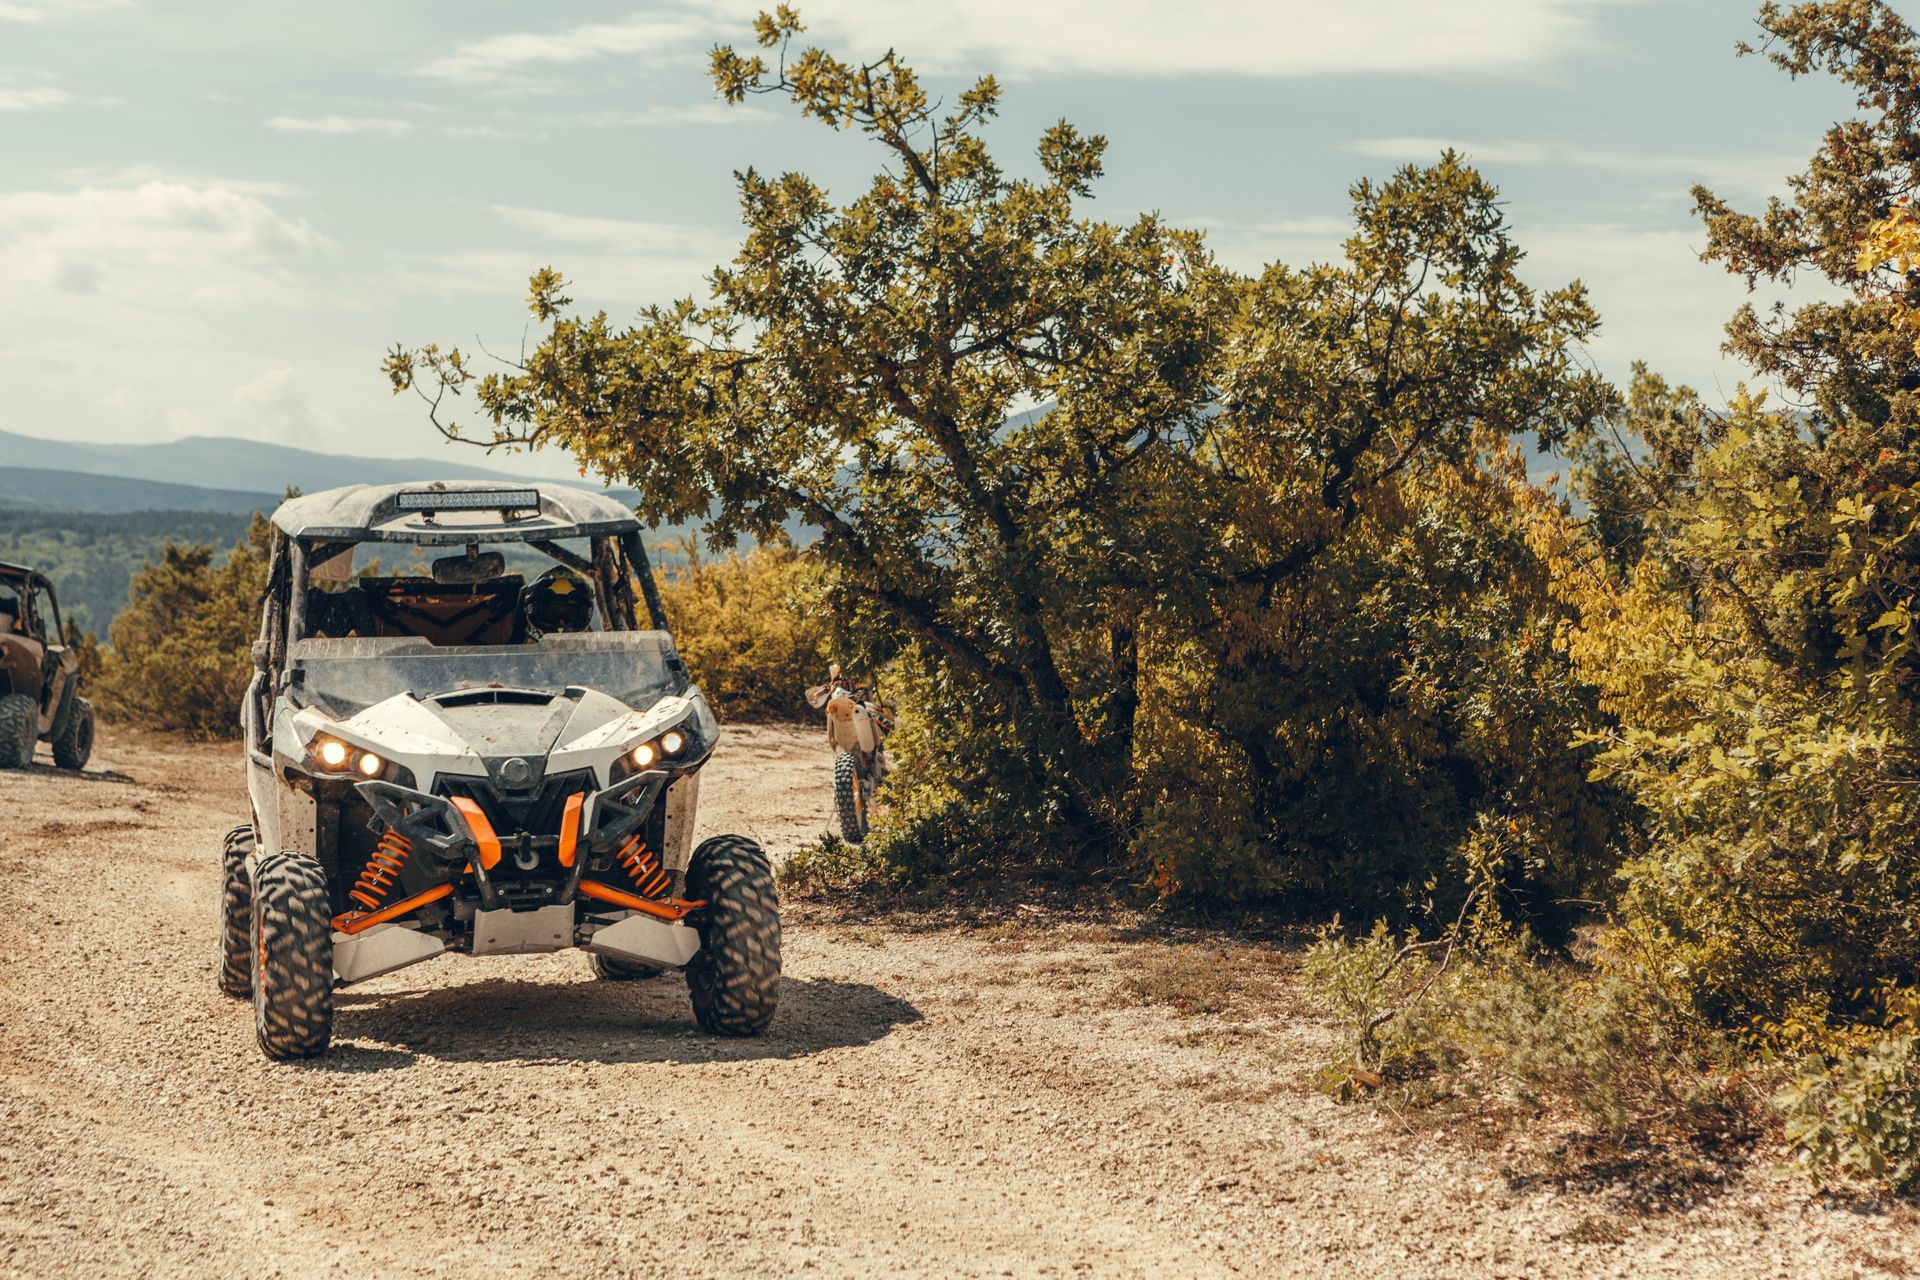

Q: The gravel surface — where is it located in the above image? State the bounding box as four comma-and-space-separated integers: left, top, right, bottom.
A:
2, 724, 1917, 1279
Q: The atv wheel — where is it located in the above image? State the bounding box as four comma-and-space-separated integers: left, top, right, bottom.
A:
684, 835, 780, 1036
589, 953, 663, 981
250, 850, 333, 1059
50, 696, 92, 770
217, 825, 254, 998
0, 692, 35, 769
833, 751, 868, 844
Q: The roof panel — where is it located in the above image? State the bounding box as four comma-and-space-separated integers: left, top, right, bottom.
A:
270, 480, 642, 542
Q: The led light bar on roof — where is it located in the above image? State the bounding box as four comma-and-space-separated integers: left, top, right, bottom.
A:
394, 488, 541, 512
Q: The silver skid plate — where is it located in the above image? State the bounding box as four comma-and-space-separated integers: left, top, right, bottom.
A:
471, 904, 574, 955
332, 922, 445, 984
587, 912, 701, 968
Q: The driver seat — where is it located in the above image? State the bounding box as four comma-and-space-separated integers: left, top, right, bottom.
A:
357, 576, 527, 646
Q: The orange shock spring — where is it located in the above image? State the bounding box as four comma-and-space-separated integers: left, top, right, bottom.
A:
613, 837, 672, 899
348, 831, 413, 911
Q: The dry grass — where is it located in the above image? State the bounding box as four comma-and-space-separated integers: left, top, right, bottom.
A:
1117, 941, 1306, 1018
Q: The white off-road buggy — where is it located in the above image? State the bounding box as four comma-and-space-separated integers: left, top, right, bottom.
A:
222, 481, 779, 1060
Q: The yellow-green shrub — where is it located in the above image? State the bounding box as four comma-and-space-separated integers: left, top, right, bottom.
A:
656, 539, 831, 720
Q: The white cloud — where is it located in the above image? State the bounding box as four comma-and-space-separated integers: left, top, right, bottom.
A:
1202, 210, 1830, 401
1520, 222, 1812, 398
442, 124, 522, 140
0, 179, 326, 308
0, 78, 113, 111
266, 114, 414, 137
0, 0, 127, 21
575, 103, 766, 127
0, 177, 358, 451
418, 12, 718, 84
0, 85, 72, 110
493, 204, 732, 256
797, 0, 1620, 78
1198, 215, 1354, 273
1351, 136, 1803, 199
392, 205, 732, 311
233, 365, 340, 443
421, 1, 1626, 88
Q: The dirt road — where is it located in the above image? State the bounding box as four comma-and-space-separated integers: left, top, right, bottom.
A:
2, 726, 1915, 1279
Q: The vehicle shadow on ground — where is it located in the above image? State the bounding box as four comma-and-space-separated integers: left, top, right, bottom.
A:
19, 761, 136, 784
320, 975, 920, 1069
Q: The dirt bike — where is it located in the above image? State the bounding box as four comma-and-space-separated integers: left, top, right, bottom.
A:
805, 664, 891, 844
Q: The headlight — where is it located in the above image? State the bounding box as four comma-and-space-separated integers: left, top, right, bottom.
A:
309, 734, 385, 779
612, 719, 700, 782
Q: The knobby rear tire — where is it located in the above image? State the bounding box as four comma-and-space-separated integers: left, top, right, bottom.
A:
685, 835, 781, 1037
0, 693, 35, 769
833, 751, 867, 844
250, 850, 333, 1059
218, 825, 254, 998
50, 696, 92, 770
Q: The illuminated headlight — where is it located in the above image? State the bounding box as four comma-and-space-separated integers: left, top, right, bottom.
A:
614, 721, 700, 781
310, 735, 383, 778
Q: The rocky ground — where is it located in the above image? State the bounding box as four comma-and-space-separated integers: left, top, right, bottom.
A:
1, 724, 1915, 1279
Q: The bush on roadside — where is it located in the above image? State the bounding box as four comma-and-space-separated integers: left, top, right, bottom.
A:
655, 538, 831, 721
1779, 989, 1920, 1194
1304, 919, 1756, 1141
778, 834, 901, 896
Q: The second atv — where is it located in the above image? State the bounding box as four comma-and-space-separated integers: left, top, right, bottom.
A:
0, 561, 93, 771
224, 481, 780, 1060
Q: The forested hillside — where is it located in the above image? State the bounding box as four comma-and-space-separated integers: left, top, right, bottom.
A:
0, 507, 253, 633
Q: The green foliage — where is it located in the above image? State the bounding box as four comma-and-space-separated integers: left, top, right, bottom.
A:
1302, 920, 1461, 1093
655, 539, 831, 720
391, 8, 1617, 927
1514, 0, 1920, 1188
1553, 1, 1920, 1045
1781, 1022, 1920, 1193
93, 514, 272, 738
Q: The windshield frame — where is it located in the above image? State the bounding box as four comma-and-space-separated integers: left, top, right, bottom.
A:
286, 529, 669, 653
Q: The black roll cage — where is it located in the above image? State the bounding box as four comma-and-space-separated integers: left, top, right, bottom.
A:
247, 527, 672, 753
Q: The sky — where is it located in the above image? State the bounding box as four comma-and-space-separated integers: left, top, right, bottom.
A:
0, 0, 1869, 468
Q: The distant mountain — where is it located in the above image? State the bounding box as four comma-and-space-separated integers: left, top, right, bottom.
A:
0, 466, 275, 514
0, 429, 601, 497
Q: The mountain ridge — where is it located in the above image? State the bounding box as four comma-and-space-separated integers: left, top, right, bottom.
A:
0, 429, 599, 496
